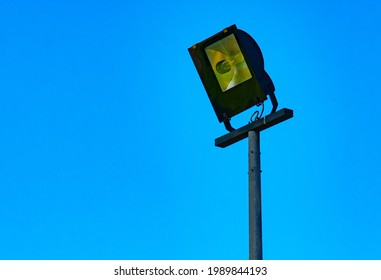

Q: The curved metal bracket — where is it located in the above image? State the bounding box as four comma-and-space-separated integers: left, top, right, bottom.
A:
222, 113, 235, 132
223, 119, 235, 132
268, 91, 278, 114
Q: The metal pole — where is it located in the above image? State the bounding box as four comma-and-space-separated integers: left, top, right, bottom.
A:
248, 130, 263, 260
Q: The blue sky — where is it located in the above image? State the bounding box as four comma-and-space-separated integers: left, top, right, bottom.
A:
0, 0, 380, 259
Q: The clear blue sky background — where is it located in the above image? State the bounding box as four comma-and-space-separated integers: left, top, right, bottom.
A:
0, 0, 380, 260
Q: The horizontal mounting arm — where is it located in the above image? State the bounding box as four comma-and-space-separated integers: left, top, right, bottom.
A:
215, 108, 294, 148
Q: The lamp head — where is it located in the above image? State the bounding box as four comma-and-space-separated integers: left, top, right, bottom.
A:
189, 25, 275, 123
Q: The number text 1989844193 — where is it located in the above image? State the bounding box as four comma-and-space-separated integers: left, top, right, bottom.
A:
207, 266, 267, 276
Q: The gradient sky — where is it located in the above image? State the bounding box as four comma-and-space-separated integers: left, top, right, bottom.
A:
0, 0, 380, 260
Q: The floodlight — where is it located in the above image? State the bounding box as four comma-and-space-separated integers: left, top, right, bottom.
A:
189, 25, 278, 131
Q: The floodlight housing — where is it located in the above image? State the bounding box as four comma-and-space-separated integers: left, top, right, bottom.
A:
189, 25, 277, 129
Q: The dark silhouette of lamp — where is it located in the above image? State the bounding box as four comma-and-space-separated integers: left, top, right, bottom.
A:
189, 24, 277, 131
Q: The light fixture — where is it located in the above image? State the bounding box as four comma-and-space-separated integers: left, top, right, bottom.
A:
188, 24, 278, 131
188, 25, 294, 262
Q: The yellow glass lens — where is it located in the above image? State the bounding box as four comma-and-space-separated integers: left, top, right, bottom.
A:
205, 34, 252, 92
